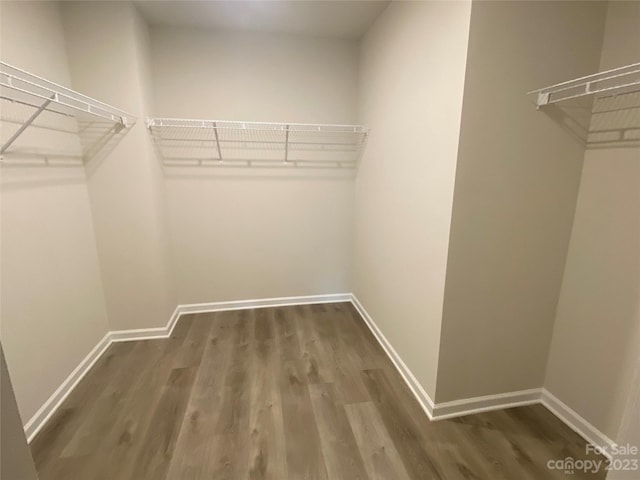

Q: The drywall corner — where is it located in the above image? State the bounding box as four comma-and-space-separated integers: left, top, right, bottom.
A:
61, 1, 175, 331
1, 346, 39, 480
543, 0, 640, 443
354, 0, 472, 400
436, 0, 607, 403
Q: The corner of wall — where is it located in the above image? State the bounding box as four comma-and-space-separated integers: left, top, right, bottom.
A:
354, 0, 473, 403
436, 0, 607, 404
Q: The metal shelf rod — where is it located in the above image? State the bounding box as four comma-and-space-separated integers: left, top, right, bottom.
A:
0, 62, 136, 158
155, 138, 363, 147
528, 62, 640, 94
148, 117, 368, 132
1, 82, 126, 123
528, 63, 640, 107
545, 82, 640, 105
147, 117, 369, 169
161, 156, 358, 165
1, 62, 132, 115
533, 69, 639, 96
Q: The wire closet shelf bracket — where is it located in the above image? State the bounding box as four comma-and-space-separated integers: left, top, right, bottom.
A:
0, 61, 136, 156
528, 62, 640, 108
147, 117, 369, 168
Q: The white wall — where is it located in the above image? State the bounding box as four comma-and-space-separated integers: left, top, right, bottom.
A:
1, 347, 38, 480
3, 1, 634, 450
150, 27, 358, 123
61, 1, 175, 330
354, 0, 472, 399
545, 0, 640, 442
436, 0, 607, 402
608, 362, 640, 479
150, 26, 358, 304
0, 1, 110, 423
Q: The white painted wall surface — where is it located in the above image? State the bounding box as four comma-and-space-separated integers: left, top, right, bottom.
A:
437, 0, 607, 402
354, 0, 472, 400
150, 27, 358, 304
0, 1, 110, 423
61, 1, 176, 330
545, 0, 640, 442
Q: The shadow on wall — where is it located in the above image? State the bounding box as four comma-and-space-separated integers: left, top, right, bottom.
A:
588, 91, 640, 149
154, 136, 364, 180
160, 164, 358, 182
540, 89, 640, 150
81, 119, 131, 177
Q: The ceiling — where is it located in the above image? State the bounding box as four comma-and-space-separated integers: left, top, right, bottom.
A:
134, 0, 390, 40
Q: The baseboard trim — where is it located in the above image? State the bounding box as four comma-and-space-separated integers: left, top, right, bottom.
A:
24, 292, 615, 459
24, 295, 348, 442
178, 293, 351, 315
541, 388, 616, 458
24, 332, 112, 443
347, 294, 614, 456
350, 294, 435, 419
431, 388, 542, 420
166, 305, 182, 337
109, 307, 181, 343
110, 327, 167, 342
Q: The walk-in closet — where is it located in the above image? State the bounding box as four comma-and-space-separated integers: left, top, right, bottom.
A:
1, 1, 638, 479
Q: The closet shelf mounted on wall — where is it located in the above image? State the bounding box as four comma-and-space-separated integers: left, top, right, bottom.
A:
147, 117, 369, 168
0, 61, 135, 155
529, 62, 640, 108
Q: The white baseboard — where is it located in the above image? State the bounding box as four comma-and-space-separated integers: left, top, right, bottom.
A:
350, 294, 540, 422
110, 306, 181, 342
166, 305, 182, 337
110, 327, 167, 342
24, 332, 112, 443
541, 388, 617, 458
91, 294, 350, 345
178, 293, 351, 315
24, 292, 615, 460
24, 295, 348, 442
348, 294, 614, 457
350, 294, 435, 419
431, 388, 542, 420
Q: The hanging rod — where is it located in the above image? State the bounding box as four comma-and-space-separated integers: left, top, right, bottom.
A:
528, 62, 640, 108
147, 117, 369, 168
147, 118, 368, 133
0, 62, 136, 155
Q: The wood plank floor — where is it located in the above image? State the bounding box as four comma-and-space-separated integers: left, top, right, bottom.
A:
31, 303, 606, 479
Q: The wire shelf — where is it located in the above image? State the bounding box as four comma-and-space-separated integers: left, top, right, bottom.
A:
1, 62, 135, 156
529, 63, 640, 108
147, 117, 369, 168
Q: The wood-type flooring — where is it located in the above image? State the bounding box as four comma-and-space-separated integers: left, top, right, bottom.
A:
31, 303, 606, 479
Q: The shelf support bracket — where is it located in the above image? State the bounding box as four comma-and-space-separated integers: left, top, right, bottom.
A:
213, 121, 223, 162
536, 92, 550, 108
1, 93, 55, 155
284, 124, 290, 162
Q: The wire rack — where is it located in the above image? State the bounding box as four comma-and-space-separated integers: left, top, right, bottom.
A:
147, 118, 369, 168
529, 63, 640, 108
0, 62, 135, 156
